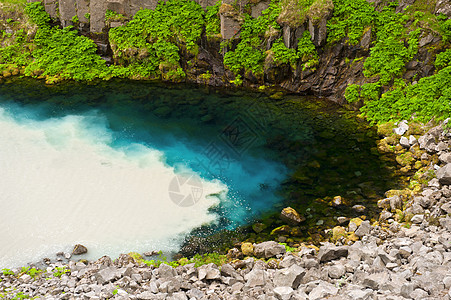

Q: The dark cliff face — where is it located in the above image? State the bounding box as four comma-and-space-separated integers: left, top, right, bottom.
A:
30, 0, 451, 102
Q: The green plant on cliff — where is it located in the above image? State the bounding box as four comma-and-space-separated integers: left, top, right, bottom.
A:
109, 0, 205, 79
340, 1, 451, 124
435, 49, 451, 70
224, 1, 281, 75
23, 2, 110, 81
363, 6, 418, 85
105, 9, 126, 22
327, 0, 375, 45
270, 38, 298, 66
297, 31, 318, 70
205, 1, 221, 38
0, 29, 32, 68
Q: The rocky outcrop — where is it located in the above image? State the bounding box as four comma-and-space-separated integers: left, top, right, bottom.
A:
3, 219, 451, 299
25, 0, 444, 102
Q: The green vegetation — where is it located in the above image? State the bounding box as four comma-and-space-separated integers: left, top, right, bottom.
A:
435, 49, 451, 70
297, 31, 319, 70
130, 251, 227, 268
21, 2, 110, 82
52, 266, 69, 278
337, 0, 451, 124
109, 0, 206, 80
105, 9, 127, 22
327, 0, 375, 45
205, 1, 221, 38
2, 269, 14, 276
224, 2, 282, 76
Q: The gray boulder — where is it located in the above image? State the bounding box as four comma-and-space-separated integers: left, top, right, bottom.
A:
273, 264, 305, 288
393, 121, 409, 135
253, 241, 286, 259
95, 267, 119, 284
273, 286, 293, 300
437, 164, 451, 185
244, 268, 267, 287
399, 136, 410, 148
355, 221, 371, 237
72, 244, 88, 255
318, 244, 349, 263
309, 281, 339, 300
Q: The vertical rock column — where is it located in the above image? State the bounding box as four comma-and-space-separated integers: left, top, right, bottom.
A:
59, 0, 77, 27
219, 2, 242, 40
76, 0, 90, 33
43, 0, 59, 19
89, 0, 106, 33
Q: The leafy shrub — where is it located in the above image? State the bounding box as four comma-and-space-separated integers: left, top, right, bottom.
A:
440, 18, 451, 42
224, 1, 281, 75
435, 49, 451, 70
344, 84, 360, 103
205, 1, 221, 38
297, 31, 318, 70
271, 38, 298, 66
327, 0, 375, 45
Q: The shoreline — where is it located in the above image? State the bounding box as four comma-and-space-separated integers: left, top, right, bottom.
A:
1, 120, 450, 299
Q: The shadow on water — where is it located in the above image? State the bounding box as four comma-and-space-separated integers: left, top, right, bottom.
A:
0, 78, 401, 254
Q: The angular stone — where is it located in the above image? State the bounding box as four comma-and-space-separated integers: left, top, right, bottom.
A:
393, 121, 409, 135
328, 264, 346, 279
409, 135, 418, 145
355, 221, 371, 237
274, 286, 293, 300
441, 202, 451, 215
318, 244, 349, 263
253, 241, 286, 259
244, 269, 267, 287
137, 291, 155, 300
389, 196, 403, 211
158, 263, 177, 278
72, 244, 88, 255
439, 153, 451, 164
400, 136, 410, 148
273, 264, 305, 289
95, 267, 119, 284
363, 272, 390, 290
308, 281, 339, 300
437, 164, 451, 185
418, 134, 436, 151
411, 214, 424, 224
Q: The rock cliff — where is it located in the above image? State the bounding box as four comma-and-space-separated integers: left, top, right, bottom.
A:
20, 0, 451, 102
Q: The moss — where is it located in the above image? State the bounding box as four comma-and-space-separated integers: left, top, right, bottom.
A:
396, 152, 415, 167
331, 226, 347, 242
277, 0, 314, 27
377, 121, 396, 137
307, 0, 334, 24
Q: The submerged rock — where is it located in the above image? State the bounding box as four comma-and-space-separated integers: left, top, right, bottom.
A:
280, 207, 305, 225
72, 244, 88, 255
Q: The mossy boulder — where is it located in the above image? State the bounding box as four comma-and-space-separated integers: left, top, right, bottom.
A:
377, 122, 396, 137
241, 242, 254, 256
331, 226, 347, 243
396, 152, 415, 167
271, 225, 291, 235
280, 207, 306, 225
252, 222, 267, 233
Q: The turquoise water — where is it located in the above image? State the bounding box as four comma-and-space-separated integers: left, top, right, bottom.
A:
0, 78, 396, 266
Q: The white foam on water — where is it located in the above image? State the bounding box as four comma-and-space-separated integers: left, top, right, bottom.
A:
0, 107, 227, 268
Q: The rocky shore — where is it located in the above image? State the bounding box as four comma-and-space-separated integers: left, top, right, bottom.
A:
1, 121, 451, 300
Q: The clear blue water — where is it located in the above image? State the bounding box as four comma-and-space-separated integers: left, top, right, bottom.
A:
0, 78, 398, 264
